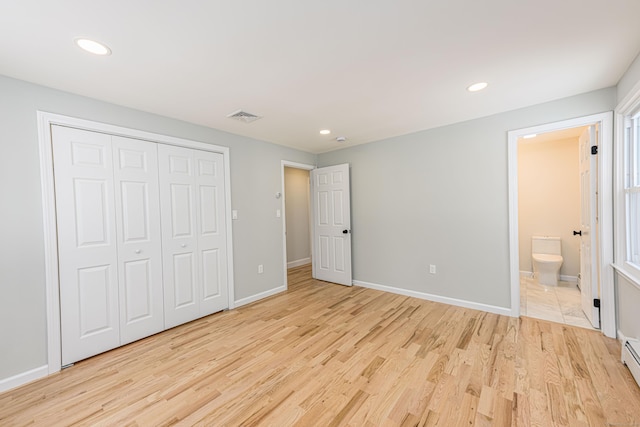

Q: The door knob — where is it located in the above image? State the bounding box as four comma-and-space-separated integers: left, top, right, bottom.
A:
342, 229, 350, 234
135, 249, 141, 254
573, 230, 582, 236
181, 243, 187, 248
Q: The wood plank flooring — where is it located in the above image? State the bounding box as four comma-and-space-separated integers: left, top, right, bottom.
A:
1, 264, 640, 426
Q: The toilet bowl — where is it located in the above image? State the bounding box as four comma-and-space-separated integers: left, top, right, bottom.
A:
531, 236, 563, 286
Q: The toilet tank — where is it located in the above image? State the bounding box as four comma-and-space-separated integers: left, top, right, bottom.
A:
531, 236, 561, 255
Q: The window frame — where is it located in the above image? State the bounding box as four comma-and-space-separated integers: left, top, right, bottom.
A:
615, 93, 640, 288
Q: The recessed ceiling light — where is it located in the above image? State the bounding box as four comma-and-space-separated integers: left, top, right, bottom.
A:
467, 82, 488, 92
75, 38, 111, 56
523, 134, 537, 139
320, 129, 331, 135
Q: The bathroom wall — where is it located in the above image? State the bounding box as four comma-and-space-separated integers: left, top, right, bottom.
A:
284, 167, 311, 267
518, 137, 581, 279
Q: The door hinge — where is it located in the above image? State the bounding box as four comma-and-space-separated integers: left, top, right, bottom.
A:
591, 145, 598, 155
593, 298, 600, 308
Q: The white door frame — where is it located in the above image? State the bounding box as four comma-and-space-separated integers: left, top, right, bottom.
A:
507, 111, 615, 337
280, 160, 315, 289
37, 111, 235, 373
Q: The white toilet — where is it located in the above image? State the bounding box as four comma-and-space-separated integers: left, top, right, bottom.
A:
531, 236, 563, 286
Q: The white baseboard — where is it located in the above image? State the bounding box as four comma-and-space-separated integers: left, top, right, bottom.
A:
520, 270, 578, 284
234, 285, 286, 308
353, 280, 512, 317
287, 258, 311, 269
560, 275, 578, 283
618, 329, 630, 344
0, 365, 48, 393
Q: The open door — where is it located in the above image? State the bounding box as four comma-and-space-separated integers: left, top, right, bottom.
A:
311, 164, 352, 286
578, 125, 600, 328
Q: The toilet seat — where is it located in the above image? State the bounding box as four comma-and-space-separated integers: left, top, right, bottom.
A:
532, 253, 563, 263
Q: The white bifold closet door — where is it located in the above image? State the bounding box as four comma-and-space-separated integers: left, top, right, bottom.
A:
111, 136, 164, 344
158, 144, 228, 329
53, 126, 164, 366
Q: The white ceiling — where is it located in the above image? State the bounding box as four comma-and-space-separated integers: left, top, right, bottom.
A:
1, 1, 639, 154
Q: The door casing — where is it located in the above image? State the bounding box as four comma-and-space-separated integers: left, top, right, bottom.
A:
507, 112, 615, 337
38, 111, 235, 373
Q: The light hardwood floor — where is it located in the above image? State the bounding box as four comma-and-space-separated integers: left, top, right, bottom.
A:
2, 264, 640, 426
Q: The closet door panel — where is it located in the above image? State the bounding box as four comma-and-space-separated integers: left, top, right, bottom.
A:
112, 137, 164, 344
52, 126, 120, 366
172, 252, 197, 307
195, 151, 228, 315
159, 144, 200, 328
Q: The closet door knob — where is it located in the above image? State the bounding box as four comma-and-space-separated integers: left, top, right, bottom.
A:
135, 249, 141, 254
181, 243, 187, 248
573, 230, 582, 236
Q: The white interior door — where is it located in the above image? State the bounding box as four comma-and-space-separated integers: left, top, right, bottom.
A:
112, 136, 164, 344
52, 126, 120, 365
311, 164, 352, 286
159, 145, 229, 328
193, 150, 229, 315
159, 144, 200, 328
579, 125, 600, 328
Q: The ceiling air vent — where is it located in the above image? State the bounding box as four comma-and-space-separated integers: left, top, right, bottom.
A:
227, 109, 262, 123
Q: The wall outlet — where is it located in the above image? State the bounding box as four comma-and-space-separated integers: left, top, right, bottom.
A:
276, 209, 281, 218
429, 264, 436, 274
258, 264, 264, 274
232, 210, 238, 220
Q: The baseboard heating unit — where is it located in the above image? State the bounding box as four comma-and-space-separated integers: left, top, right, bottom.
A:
622, 339, 640, 387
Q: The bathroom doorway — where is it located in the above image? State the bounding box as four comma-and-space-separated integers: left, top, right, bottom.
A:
516, 127, 594, 329
507, 112, 615, 337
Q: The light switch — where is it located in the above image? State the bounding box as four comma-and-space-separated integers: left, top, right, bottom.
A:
276, 209, 281, 218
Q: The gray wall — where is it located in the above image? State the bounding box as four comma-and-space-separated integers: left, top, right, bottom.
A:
617, 275, 640, 340
618, 51, 640, 103
318, 88, 616, 309
284, 167, 311, 265
0, 74, 315, 381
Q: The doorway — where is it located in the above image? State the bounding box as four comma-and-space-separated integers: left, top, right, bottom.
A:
281, 161, 315, 289
517, 126, 594, 329
507, 112, 615, 337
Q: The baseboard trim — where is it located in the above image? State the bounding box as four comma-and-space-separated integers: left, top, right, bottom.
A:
0, 365, 48, 393
353, 280, 512, 317
234, 286, 286, 308
520, 271, 578, 284
560, 275, 578, 283
287, 258, 311, 269
618, 329, 629, 344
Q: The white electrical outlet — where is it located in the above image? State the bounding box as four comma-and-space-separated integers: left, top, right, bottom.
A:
276, 209, 281, 218
232, 210, 238, 220
258, 264, 264, 274
429, 265, 436, 274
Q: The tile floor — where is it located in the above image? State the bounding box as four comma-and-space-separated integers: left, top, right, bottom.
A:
520, 275, 596, 330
